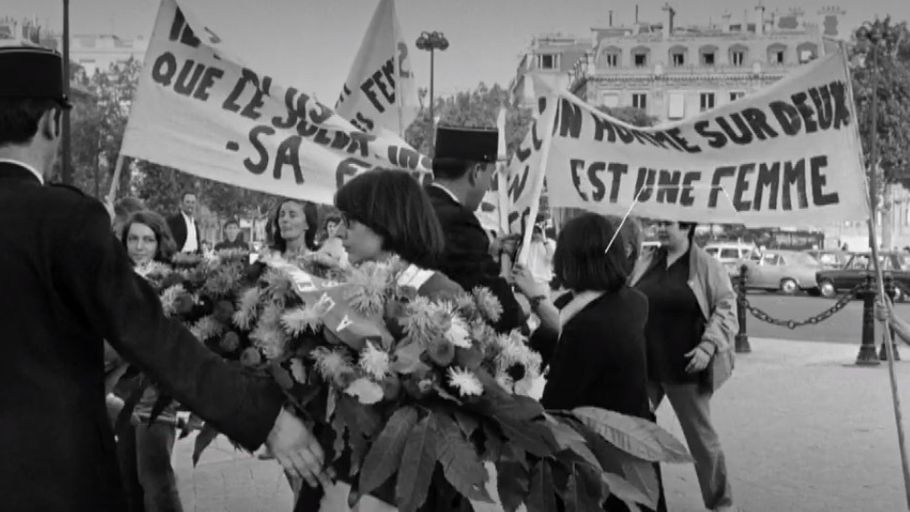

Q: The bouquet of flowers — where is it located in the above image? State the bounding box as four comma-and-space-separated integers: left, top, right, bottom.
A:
186, 255, 692, 512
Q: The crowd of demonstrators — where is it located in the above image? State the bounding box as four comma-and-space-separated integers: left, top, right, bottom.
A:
0, 45, 746, 512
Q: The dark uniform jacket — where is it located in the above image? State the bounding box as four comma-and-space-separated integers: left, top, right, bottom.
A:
0, 162, 284, 511
167, 211, 201, 253
426, 185, 523, 334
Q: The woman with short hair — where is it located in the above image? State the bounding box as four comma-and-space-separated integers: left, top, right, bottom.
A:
630, 220, 738, 512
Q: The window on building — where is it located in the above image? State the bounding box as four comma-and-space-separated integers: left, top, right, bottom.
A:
668, 92, 685, 119
605, 53, 618, 67
672, 52, 685, 66
633, 52, 647, 67
797, 43, 818, 63
729, 91, 745, 102
700, 92, 715, 112
632, 93, 647, 110
731, 50, 745, 66
539, 54, 557, 69
768, 44, 787, 65
702, 52, 715, 65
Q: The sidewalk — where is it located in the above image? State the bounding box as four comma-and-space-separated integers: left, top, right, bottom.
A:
175, 337, 910, 511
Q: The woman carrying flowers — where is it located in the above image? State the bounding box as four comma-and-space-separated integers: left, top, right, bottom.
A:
115, 210, 185, 512
293, 168, 466, 512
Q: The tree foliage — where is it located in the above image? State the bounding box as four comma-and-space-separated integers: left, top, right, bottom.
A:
404, 83, 534, 159
850, 17, 910, 188
595, 106, 657, 128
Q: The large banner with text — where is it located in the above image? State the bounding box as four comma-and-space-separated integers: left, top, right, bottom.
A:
121, 0, 429, 204
506, 50, 868, 229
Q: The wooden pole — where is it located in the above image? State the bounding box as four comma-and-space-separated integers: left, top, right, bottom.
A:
841, 40, 910, 508
105, 154, 125, 207
61, 0, 72, 185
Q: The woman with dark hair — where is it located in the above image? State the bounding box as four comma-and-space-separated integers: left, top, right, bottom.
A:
296, 169, 462, 512
267, 199, 318, 258
519, 213, 663, 512
121, 210, 178, 265
116, 210, 184, 512
630, 220, 737, 512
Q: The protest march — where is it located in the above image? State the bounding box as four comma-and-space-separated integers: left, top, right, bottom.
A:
2, 1, 910, 511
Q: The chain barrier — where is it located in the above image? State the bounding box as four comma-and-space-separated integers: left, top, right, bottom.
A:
739, 283, 867, 330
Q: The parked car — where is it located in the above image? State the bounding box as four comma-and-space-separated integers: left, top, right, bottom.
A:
806, 249, 851, 270
704, 242, 760, 276
740, 250, 823, 294
815, 252, 910, 301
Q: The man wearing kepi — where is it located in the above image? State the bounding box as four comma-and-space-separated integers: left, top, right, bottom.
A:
0, 46, 329, 511
427, 126, 523, 333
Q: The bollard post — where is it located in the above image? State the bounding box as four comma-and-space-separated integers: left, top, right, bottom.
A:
735, 264, 751, 353
880, 274, 901, 361
857, 272, 881, 366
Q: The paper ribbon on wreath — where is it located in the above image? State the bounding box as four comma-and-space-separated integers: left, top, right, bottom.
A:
265, 257, 394, 351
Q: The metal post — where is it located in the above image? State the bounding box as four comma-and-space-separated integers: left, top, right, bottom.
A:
735, 264, 751, 353
880, 274, 901, 361
61, 0, 72, 185
868, 45, 880, 251
857, 272, 881, 365
429, 48, 435, 150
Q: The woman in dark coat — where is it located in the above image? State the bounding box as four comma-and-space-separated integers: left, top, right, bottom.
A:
513, 213, 665, 512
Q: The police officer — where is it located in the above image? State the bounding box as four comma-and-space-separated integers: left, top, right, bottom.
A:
426, 126, 524, 333
0, 46, 327, 511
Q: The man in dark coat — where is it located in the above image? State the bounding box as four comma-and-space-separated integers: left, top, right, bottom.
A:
0, 46, 328, 511
426, 126, 523, 333
167, 191, 202, 253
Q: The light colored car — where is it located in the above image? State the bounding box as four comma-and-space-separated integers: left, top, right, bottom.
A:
741, 250, 823, 294
704, 242, 759, 275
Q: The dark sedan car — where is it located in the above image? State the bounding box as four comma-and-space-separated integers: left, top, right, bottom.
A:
815, 252, 910, 301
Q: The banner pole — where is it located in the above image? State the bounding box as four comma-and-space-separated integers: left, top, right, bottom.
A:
105, 153, 126, 207
841, 41, 910, 509
516, 95, 558, 267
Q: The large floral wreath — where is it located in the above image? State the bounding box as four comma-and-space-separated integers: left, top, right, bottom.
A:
142, 250, 691, 512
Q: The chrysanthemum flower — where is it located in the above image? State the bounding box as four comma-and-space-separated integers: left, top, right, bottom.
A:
249, 323, 287, 360
281, 305, 323, 335
233, 287, 261, 330
190, 315, 224, 342
159, 284, 186, 317
472, 286, 503, 323
447, 367, 484, 397
311, 347, 353, 381
345, 262, 392, 317
444, 315, 472, 349
359, 341, 391, 380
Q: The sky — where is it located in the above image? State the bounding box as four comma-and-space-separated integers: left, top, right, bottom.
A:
5, 0, 910, 100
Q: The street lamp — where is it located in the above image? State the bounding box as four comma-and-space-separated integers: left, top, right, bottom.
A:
415, 30, 449, 151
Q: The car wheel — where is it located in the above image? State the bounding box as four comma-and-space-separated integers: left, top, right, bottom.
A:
818, 280, 837, 298
780, 278, 798, 295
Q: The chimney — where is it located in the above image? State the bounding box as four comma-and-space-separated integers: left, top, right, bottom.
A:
755, 2, 766, 35
635, 5, 639, 25
609, 10, 613, 27
661, 3, 676, 38
721, 12, 732, 33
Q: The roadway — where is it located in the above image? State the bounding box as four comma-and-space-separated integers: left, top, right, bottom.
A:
742, 291, 910, 346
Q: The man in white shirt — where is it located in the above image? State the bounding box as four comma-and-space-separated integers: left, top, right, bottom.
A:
166, 192, 201, 253
525, 223, 556, 287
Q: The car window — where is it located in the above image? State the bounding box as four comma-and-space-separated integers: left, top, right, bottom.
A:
706, 248, 718, 256
880, 256, 895, 271
850, 255, 870, 270
720, 248, 739, 259
762, 254, 780, 265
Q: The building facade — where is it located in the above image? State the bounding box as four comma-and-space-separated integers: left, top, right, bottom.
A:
570, 7, 845, 123
56, 34, 148, 76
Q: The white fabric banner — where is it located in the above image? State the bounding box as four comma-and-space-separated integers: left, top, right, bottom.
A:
476, 107, 510, 233
120, 0, 429, 205
335, 0, 418, 138
511, 51, 868, 228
